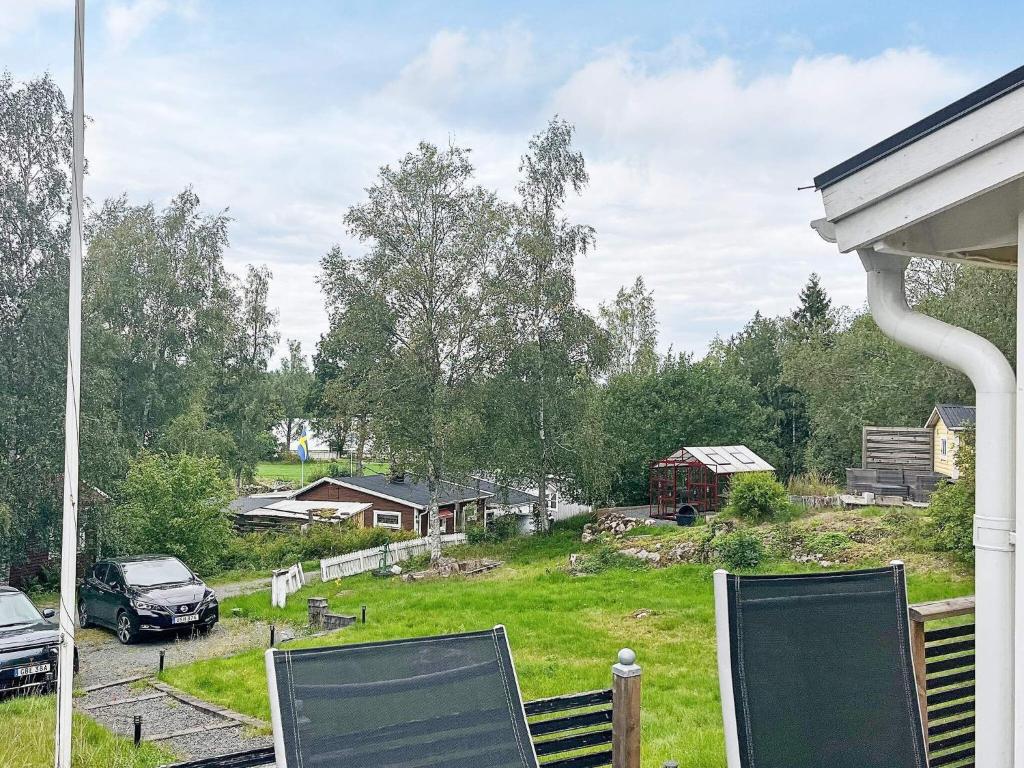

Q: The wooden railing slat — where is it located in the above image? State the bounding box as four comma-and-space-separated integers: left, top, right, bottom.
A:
525, 690, 612, 716
529, 709, 612, 736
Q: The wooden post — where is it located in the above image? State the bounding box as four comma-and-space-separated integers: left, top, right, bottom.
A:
908, 614, 929, 737
612, 648, 641, 768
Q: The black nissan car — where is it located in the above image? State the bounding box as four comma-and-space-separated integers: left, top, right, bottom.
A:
78, 556, 219, 644
0, 586, 77, 696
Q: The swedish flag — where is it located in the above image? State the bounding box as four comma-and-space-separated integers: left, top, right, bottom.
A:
296, 426, 309, 463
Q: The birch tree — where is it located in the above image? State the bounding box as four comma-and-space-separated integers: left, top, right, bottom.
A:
488, 117, 599, 533
325, 142, 504, 559
599, 276, 658, 378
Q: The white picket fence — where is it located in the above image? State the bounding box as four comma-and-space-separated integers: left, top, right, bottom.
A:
271, 562, 306, 608
320, 533, 467, 581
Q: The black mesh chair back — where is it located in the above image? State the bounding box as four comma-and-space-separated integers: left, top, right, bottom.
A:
266, 626, 540, 768
714, 563, 928, 768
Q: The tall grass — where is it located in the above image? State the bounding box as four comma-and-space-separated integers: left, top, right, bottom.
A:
0, 695, 172, 768
786, 470, 842, 497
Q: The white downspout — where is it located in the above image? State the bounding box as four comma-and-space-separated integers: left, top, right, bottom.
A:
859, 249, 1015, 768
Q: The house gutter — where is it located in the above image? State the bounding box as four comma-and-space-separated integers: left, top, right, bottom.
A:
859, 248, 1016, 768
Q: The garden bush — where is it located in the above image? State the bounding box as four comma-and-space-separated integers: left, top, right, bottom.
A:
465, 513, 521, 544
725, 472, 790, 523
715, 530, 765, 569
215, 524, 412, 574
929, 430, 975, 562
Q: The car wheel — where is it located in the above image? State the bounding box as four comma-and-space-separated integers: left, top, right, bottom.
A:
115, 611, 137, 645
78, 602, 91, 629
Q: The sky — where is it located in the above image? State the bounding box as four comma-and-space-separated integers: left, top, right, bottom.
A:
3, 0, 1022, 364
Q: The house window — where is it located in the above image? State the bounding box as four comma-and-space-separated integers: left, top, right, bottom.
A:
373, 510, 402, 530
941, 438, 948, 458
546, 489, 557, 511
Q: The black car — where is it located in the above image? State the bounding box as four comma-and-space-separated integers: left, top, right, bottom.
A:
78, 556, 219, 644
0, 586, 77, 696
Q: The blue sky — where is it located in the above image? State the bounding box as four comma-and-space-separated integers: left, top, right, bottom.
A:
3, 1, 1021, 362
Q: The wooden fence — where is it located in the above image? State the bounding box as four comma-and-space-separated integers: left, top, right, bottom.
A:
319, 533, 467, 581
909, 596, 975, 768
862, 426, 933, 470
270, 563, 306, 608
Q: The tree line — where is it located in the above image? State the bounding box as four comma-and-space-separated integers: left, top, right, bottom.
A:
0, 72, 1015, 572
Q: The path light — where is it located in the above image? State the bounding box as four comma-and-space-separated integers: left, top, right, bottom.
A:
133, 715, 142, 748
361, 605, 367, 624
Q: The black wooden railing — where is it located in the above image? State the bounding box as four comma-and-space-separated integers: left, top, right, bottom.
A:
527, 688, 614, 767
163, 689, 619, 768
909, 596, 975, 768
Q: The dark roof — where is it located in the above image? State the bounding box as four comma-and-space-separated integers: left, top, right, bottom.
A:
934, 404, 976, 430
230, 496, 276, 514
319, 474, 488, 508
815, 64, 1024, 190
466, 478, 539, 507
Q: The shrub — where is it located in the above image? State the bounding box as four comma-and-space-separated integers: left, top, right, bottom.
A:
215, 524, 410, 574
465, 513, 521, 545
116, 453, 234, 574
716, 530, 765, 569
725, 472, 790, 523
928, 429, 975, 561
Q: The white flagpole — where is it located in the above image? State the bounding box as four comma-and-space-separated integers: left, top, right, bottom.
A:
55, 1, 85, 766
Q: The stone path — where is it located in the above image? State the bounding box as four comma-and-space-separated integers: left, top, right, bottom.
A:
78, 676, 272, 762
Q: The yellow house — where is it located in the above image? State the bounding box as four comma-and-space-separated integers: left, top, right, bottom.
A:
925, 404, 975, 479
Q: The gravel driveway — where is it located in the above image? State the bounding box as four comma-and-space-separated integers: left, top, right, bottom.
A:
71, 575, 297, 763
75, 617, 293, 689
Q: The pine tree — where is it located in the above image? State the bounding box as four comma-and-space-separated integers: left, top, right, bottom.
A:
790, 273, 834, 341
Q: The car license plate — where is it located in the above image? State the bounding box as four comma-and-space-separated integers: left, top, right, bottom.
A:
172, 614, 198, 624
14, 663, 50, 677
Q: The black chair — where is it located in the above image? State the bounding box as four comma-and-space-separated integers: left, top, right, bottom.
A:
714, 561, 929, 768
265, 625, 540, 768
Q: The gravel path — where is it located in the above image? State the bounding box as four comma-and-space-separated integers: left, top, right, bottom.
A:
75, 618, 295, 689
60, 574, 304, 763
80, 680, 273, 762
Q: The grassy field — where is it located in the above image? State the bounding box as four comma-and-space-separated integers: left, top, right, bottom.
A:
254, 460, 389, 484
0, 695, 172, 768
164, 516, 972, 768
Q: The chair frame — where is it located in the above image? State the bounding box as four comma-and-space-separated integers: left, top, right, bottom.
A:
265, 624, 540, 768
714, 560, 928, 768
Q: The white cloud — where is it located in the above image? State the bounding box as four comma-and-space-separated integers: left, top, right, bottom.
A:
71, 23, 975, 364
0, 0, 65, 43
549, 47, 972, 351
104, 0, 199, 49
381, 24, 536, 111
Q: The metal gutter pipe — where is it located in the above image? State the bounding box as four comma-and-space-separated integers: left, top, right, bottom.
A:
859, 249, 1015, 768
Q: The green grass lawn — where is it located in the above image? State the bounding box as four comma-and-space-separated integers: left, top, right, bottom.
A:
254, 460, 389, 484
164, 518, 972, 768
0, 695, 172, 768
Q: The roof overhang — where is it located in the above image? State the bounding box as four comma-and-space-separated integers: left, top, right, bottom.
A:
813, 64, 1024, 268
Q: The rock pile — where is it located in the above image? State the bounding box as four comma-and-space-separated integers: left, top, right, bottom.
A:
581, 512, 655, 542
